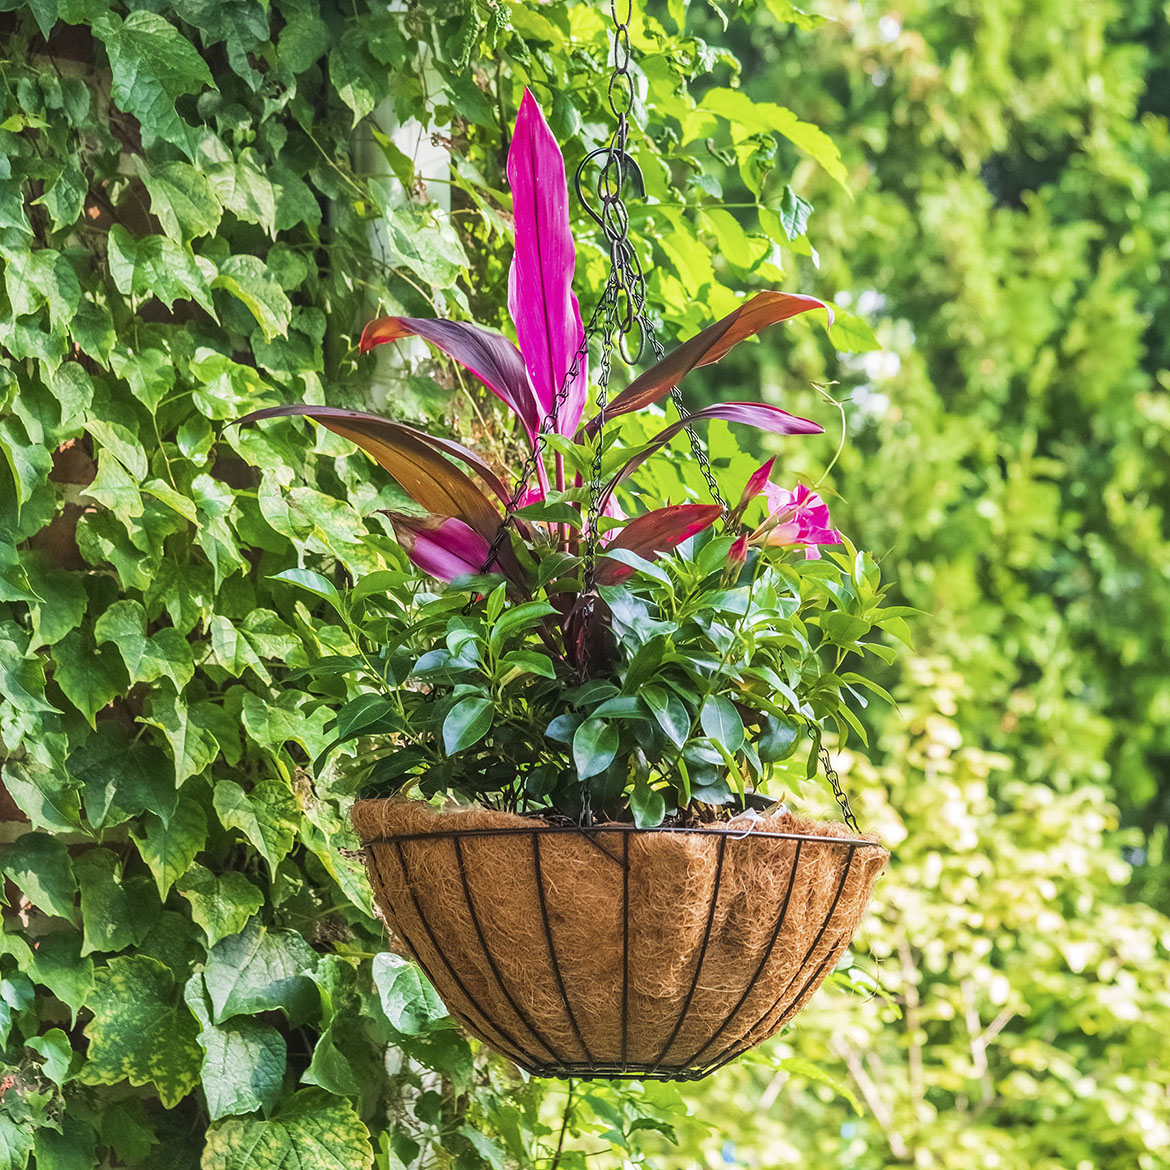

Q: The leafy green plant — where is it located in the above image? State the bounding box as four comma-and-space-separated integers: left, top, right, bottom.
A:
247, 96, 903, 825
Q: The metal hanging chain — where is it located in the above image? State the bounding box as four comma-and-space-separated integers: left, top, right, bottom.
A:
809, 731, 861, 835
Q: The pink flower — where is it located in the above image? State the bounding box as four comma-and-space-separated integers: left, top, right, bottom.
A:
754, 481, 842, 559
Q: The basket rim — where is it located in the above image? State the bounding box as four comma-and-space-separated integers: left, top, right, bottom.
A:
358, 820, 887, 853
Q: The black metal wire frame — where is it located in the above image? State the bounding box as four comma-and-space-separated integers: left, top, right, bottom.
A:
365, 824, 879, 1081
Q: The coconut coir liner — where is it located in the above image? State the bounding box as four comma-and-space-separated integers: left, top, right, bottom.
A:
351, 799, 887, 1073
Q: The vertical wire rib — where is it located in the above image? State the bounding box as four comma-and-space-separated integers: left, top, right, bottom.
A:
647, 833, 728, 1074
700, 940, 845, 1078
620, 830, 630, 1070
452, 835, 564, 1066
680, 838, 804, 1071
390, 839, 534, 1068
531, 832, 594, 1064
700, 843, 860, 1074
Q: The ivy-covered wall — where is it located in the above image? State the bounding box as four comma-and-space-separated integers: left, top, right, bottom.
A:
0, 2, 868, 1165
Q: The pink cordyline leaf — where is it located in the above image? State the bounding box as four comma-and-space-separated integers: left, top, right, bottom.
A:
595, 401, 823, 517
358, 317, 543, 440
507, 87, 587, 436
594, 504, 723, 585
385, 514, 500, 583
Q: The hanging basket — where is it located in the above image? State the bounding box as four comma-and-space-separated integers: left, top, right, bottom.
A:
352, 799, 887, 1081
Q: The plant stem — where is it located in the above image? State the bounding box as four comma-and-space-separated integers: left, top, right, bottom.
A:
548, 1079, 574, 1170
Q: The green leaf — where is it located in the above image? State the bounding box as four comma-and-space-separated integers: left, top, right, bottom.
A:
75, 848, 157, 956
757, 713, 800, 762
0, 1117, 33, 1170
573, 717, 620, 780
212, 779, 300, 874
175, 863, 264, 947
269, 567, 346, 614
442, 697, 493, 754
81, 955, 202, 1108
93, 10, 214, 157
700, 695, 745, 752
202, 1089, 373, 1170
141, 691, 221, 785
130, 796, 207, 898
206, 158, 277, 236
630, 781, 666, 828
106, 224, 215, 314
52, 630, 125, 726
139, 159, 222, 241
27, 1027, 72, 1084
26, 931, 93, 1025
488, 600, 557, 652
373, 953, 449, 1035
94, 599, 195, 690
196, 1017, 287, 1121
699, 87, 848, 189
212, 255, 293, 341
641, 685, 691, 748
0, 832, 77, 922
203, 921, 317, 1024
827, 305, 881, 353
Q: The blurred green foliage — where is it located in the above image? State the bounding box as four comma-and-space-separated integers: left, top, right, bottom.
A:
662, 1, 1170, 1166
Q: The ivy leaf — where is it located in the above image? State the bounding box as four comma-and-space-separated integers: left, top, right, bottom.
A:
202, 1089, 373, 1170
700, 695, 745, 752
0, 1118, 33, 1170
27, 931, 94, 1026
205, 158, 277, 236
138, 159, 222, 241
51, 630, 125, 726
0, 832, 78, 922
106, 224, 215, 315
329, 28, 381, 125
175, 863, 263, 947
93, 10, 215, 157
75, 848, 158, 956
2, 759, 82, 834
140, 691, 220, 785
203, 921, 317, 1024
442, 697, 494, 754
373, 953, 449, 1036
94, 599, 195, 690
27, 1027, 72, 1084
196, 1017, 286, 1121
212, 779, 299, 874
211, 255, 292, 341
81, 955, 201, 1108
130, 796, 207, 898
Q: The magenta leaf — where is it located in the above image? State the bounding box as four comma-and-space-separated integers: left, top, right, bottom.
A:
385, 514, 500, 583
594, 504, 723, 585
595, 402, 823, 516
359, 316, 544, 440
507, 88, 586, 435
